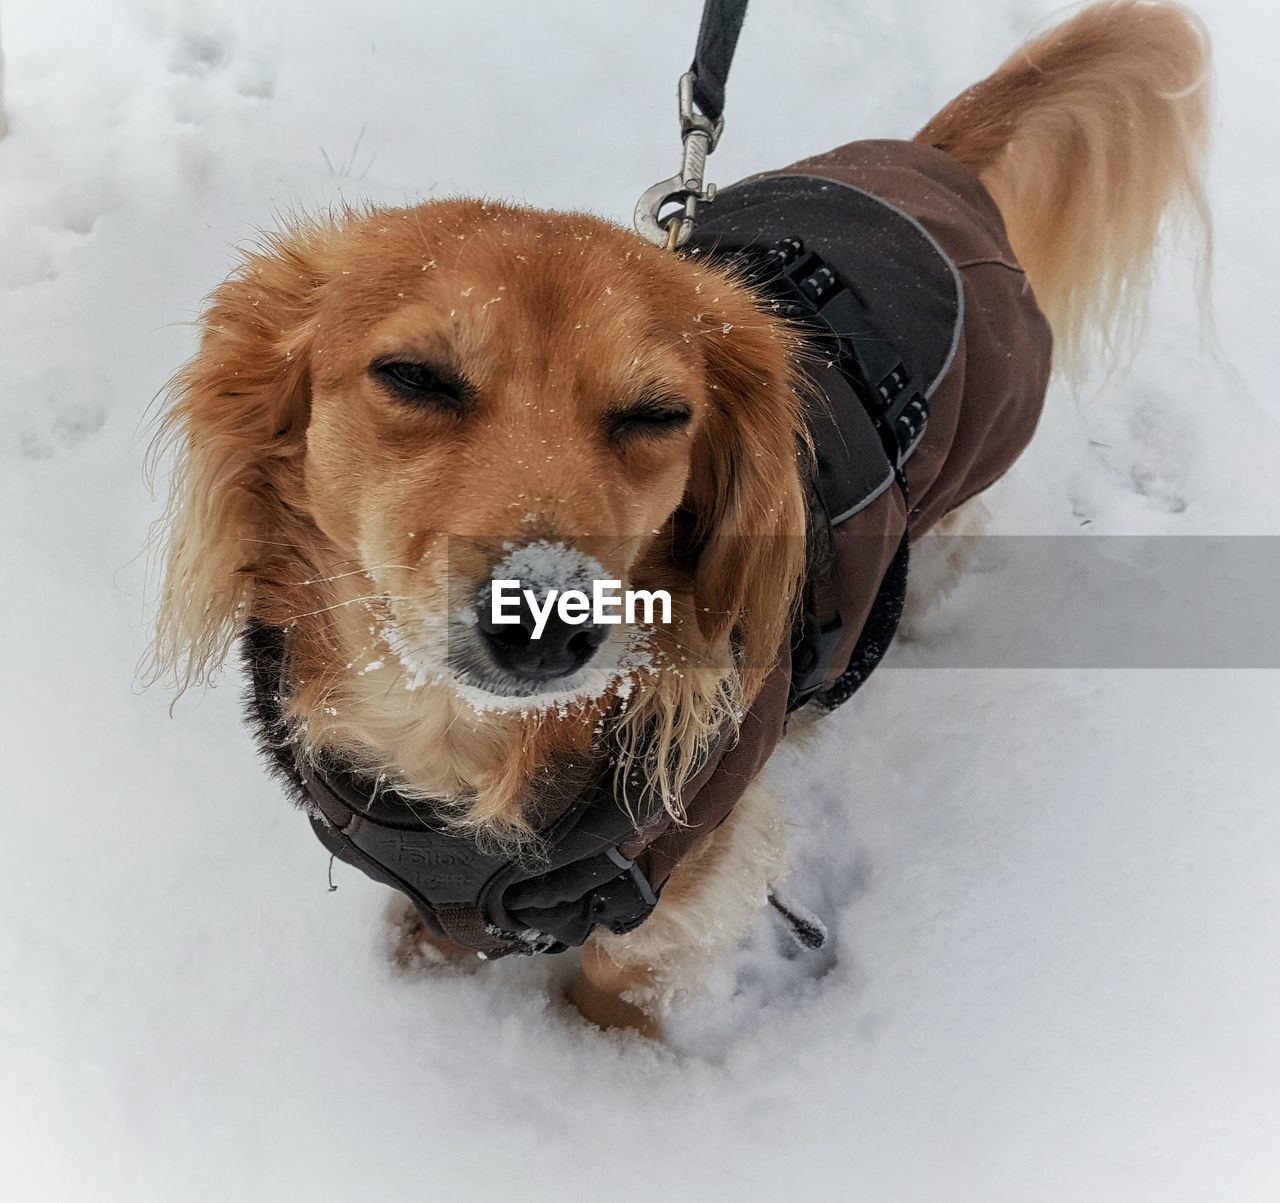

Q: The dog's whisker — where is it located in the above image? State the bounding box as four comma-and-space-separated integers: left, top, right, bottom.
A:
292, 564, 420, 587
285, 593, 418, 622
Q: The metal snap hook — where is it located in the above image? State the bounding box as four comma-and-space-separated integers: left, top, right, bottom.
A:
634, 71, 724, 250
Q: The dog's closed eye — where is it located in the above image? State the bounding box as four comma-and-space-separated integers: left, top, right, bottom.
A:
370, 359, 473, 414
606, 398, 692, 444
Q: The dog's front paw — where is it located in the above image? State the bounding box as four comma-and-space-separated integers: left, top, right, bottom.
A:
566, 944, 663, 1040
383, 895, 478, 974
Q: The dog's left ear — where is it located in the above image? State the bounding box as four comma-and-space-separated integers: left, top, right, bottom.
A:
685, 287, 808, 699
144, 222, 332, 692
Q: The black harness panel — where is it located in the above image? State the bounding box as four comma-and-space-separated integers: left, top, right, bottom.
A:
688, 172, 962, 411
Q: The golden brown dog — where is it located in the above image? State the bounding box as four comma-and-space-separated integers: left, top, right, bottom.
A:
148, 2, 1210, 1037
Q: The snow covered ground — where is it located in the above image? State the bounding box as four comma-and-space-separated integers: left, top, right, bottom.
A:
2, 1, 1279, 1199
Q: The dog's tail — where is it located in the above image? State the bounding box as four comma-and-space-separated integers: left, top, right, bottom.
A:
916, 1, 1211, 369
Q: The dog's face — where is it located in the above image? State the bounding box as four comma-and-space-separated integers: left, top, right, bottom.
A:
301, 206, 715, 697
153, 199, 805, 707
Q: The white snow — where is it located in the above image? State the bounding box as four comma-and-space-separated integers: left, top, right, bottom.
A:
493, 538, 607, 597
2, 1, 1279, 1200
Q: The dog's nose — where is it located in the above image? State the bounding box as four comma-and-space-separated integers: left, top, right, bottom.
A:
477, 594, 609, 681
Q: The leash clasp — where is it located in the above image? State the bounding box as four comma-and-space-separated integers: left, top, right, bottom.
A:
634, 71, 724, 251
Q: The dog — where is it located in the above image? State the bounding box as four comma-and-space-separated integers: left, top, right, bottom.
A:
147, 1, 1209, 1038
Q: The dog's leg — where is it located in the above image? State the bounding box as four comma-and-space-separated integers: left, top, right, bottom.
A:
898, 495, 990, 638
567, 779, 787, 1038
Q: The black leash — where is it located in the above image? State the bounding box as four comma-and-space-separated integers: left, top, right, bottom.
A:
769, 891, 829, 951
634, 0, 749, 249
689, 0, 750, 124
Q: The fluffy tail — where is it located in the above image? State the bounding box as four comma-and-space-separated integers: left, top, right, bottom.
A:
916, 1, 1211, 369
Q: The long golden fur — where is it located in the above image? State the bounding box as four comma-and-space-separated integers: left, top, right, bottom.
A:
147, 1, 1210, 1034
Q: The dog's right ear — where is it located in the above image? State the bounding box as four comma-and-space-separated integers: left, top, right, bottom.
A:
144, 224, 331, 692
